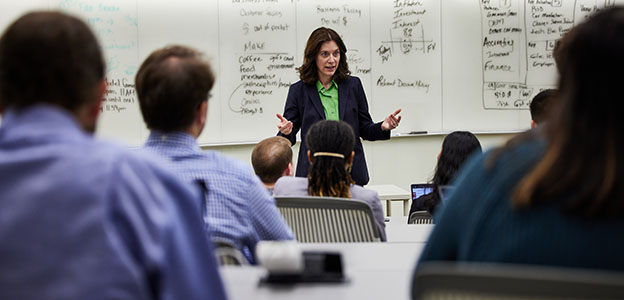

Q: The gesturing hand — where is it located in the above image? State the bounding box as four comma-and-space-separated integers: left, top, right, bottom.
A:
276, 113, 293, 135
381, 108, 402, 131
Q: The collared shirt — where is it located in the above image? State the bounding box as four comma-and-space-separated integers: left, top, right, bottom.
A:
317, 80, 339, 120
0, 105, 226, 300
144, 131, 294, 264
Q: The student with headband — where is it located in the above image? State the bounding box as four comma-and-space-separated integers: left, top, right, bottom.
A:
273, 120, 387, 241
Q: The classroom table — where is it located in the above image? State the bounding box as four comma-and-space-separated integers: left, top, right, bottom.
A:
366, 184, 411, 217
220, 242, 426, 300
385, 216, 434, 243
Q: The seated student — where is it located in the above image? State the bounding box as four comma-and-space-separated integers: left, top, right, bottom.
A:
530, 89, 557, 128
418, 7, 624, 270
136, 45, 293, 264
0, 12, 225, 299
251, 136, 294, 194
274, 120, 387, 241
408, 131, 482, 218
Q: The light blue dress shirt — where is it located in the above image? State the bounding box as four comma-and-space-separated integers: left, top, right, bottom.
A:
144, 131, 294, 263
0, 105, 226, 300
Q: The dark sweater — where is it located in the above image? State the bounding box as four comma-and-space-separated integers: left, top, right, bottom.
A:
419, 139, 624, 271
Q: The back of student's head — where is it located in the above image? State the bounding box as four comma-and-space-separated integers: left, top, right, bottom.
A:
252, 136, 293, 184
425, 131, 482, 213
434, 131, 483, 187
136, 45, 214, 132
530, 89, 557, 126
0, 11, 104, 112
515, 6, 624, 217
306, 120, 355, 198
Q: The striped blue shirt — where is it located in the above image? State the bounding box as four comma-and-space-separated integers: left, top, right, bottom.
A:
0, 105, 226, 300
144, 131, 294, 263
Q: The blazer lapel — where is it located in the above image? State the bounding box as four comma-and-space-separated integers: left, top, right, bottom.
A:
338, 79, 349, 120
306, 83, 326, 119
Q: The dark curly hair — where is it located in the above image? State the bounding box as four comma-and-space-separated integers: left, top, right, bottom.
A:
297, 27, 350, 85
306, 120, 355, 198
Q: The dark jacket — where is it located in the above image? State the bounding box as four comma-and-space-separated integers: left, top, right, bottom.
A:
278, 76, 389, 186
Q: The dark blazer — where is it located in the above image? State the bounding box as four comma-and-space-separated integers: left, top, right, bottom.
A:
278, 76, 390, 186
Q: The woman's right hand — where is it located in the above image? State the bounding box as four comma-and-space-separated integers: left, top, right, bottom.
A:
276, 113, 293, 135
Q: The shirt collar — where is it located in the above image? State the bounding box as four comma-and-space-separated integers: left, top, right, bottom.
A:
316, 80, 338, 92
145, 130, 200, 151
0, 104, 87, 143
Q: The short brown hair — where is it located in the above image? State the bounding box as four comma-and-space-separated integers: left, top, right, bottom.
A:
297, 27, 350, 85
251, 136, 293, 184
136, 45, 214, 131
0, 11, 104, 111
529, 89, 557, 124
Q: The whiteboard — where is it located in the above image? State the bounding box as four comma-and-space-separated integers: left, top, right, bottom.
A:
1, 0, 621, 146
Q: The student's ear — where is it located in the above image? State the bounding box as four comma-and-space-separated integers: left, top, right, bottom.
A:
78, 79, 107, 133
284, 161, 294, 176
347, 151, 354, 165
91, 79, 107, 120
197, 100, 208, 126
307, 150, 313, 164
437, 150, 441, 161
530, 120, 537, 128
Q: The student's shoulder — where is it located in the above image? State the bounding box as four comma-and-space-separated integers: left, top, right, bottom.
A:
275, 176, 306, 185
481, 137, 546, 178
88, 140, 180, 182
200, 150, 258, 179
350, 184, 379, 201
273, 176, 308, 195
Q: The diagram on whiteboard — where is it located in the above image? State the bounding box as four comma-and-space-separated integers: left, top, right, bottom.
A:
480, 0, 616, 110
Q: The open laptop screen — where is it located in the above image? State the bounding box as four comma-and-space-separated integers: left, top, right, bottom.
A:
411, 183, 434, 201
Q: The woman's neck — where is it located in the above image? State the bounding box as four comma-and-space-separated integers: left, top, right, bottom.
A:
318, 76, 332, 89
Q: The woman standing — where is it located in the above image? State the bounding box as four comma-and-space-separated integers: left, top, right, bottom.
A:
276, 27, 401, 186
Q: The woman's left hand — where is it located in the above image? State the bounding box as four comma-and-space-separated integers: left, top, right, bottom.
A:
381, 108, 402, 131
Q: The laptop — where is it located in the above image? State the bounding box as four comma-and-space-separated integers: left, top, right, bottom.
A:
410, 183, 434, 202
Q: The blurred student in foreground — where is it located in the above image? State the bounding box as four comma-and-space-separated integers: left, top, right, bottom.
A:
0, 11, 225, 299
418, 6, 624, 270
252, 136, 294, 194
273, 120, 387, 241
408, 131, 482, 218
137, 45, 293, 264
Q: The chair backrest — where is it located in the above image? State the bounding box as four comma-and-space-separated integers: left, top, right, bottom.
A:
412, 262, 624, 300
408, 211, 434, 224
213, 240, 248, 266
274, 196, 381, 243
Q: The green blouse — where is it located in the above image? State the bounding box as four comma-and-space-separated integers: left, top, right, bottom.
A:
316, 80, 339, 121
